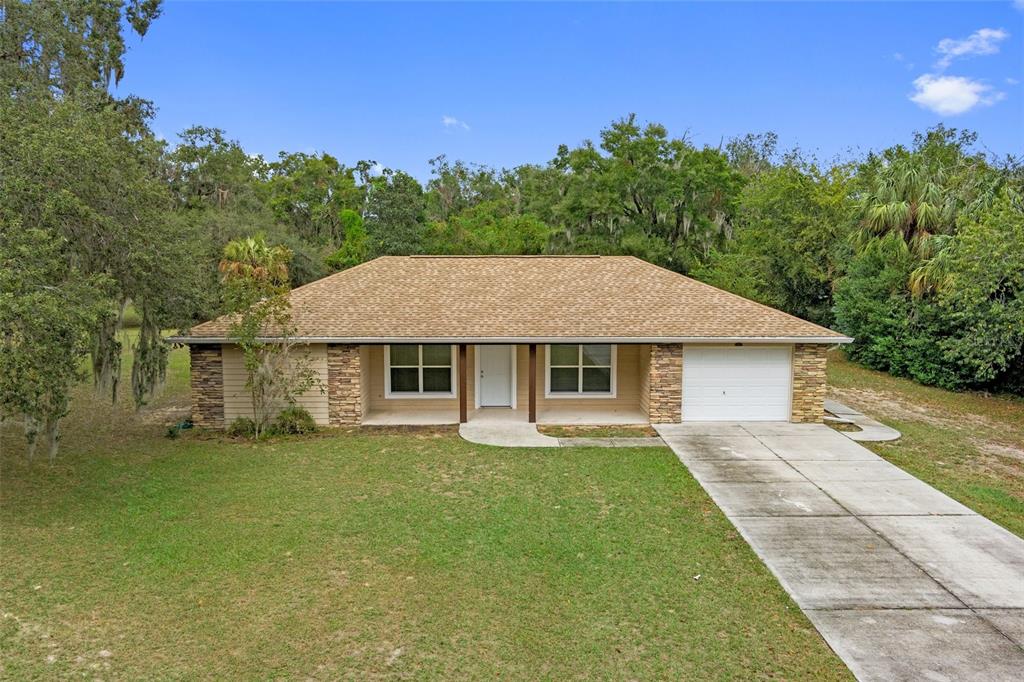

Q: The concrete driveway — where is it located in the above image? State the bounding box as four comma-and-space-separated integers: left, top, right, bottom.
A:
655, 422, 1024, 682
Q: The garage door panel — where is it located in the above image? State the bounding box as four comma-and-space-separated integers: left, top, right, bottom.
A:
683, 347, 791, 422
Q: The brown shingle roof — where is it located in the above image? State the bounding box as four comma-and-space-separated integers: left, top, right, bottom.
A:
174, 256, 850, 343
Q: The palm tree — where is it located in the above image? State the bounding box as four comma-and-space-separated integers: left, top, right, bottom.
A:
857, 157, 956, 257
218, 234, 292, 285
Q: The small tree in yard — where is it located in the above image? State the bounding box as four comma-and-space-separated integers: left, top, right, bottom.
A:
219, 235, 321, 438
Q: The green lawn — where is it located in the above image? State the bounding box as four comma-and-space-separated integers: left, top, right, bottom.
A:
0, 343, 849, 680
828, 350, 1024, 537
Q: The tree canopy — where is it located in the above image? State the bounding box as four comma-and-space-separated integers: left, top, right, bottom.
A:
2, 4, 1022, 460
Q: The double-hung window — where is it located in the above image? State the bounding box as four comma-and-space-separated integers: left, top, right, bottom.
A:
386, 344, 455, 397
546, 344, 616, 397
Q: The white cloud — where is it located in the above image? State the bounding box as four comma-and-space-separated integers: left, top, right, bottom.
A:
441, 115, 470, 131
935, 28, 1009, 69
909, 74, 1005, 115
1007, 77, 1021, 85
1015, 0, 1024, 12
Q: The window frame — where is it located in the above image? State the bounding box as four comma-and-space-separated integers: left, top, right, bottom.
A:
544, 344, 617, 399
384, 344, 457, 399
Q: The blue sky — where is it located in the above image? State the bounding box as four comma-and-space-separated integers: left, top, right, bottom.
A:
114, 1, 1024, 179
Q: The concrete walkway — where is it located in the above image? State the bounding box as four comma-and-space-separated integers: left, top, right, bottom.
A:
458, 421, 560, 447
655, 422, 1024, 682
826, 399, 902, 442
458, 421, 665, 448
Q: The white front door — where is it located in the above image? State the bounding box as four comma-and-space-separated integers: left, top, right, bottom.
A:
683, 346, 792, 421
479, 345, 513, 407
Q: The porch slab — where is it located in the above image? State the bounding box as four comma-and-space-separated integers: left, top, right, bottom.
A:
362, 409, 457, 426
537, 407, 648, 425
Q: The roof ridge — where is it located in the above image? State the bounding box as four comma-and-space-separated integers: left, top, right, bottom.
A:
407, 254, 603, 259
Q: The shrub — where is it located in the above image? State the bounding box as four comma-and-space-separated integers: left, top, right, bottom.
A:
274, 405, 317, 435
227, 417, 256, 438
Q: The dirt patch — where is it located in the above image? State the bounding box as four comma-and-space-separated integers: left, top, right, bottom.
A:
827, 386, 999, 432
971, 439, 1024, 463
139, 404, 190, 425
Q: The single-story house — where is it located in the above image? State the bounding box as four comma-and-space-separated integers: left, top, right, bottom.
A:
170, 255, 852, 429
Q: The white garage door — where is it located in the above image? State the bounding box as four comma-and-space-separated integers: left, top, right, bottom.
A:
683, 346, 792, 421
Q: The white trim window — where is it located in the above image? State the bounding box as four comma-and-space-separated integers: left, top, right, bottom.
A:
385, 344, 456, 398
545, 344, 616, 398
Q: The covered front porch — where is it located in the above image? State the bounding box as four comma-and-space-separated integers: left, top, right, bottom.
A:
362, 404, 649, 426
359, 342, 651, 426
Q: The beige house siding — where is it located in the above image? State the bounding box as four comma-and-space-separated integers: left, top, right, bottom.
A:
638, 344, 651, 417
221, 344, 330, 426
364, 344, 468, 414
364, 343, 643, 416
533, 343, 644, 412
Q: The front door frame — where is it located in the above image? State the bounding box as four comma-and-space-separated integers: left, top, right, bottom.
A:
474, 344, 517, 409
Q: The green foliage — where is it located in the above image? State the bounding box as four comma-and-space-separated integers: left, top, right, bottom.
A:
0, 0, 162, 94
259, 152, 363, 244
525, 115, 745, 271
933, 195, 1024, 388
219, 236, 322, 438
273, 405, 317, 435
364, 169, 427, 255
427, 201, 551, 255
426, 155, 509, 221
325, 210, 369, 270
0, 219, 108, 462
226, 417, 257, 438
696, 161, 856, 326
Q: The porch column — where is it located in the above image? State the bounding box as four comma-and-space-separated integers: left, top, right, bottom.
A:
458, 343, 468, 423
528, 343, 537, 423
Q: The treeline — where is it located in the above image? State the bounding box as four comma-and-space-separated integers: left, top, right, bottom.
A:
1, 3, 1022, 459
171, 122, 1024, 395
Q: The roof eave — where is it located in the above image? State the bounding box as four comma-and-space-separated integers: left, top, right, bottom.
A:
166, 335, 854, 345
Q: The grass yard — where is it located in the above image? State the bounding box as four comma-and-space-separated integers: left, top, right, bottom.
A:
0, 341, 849, 680
828, 350, 1024, 538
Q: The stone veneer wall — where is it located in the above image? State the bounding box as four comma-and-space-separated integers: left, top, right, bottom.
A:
190, 345, 224, 429
647, 344, 682, 423
327, 344, 363, 426
791, 343, 828, 423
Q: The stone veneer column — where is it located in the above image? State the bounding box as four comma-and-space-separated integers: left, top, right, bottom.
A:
647, 344, 683, 423
327, 344, 362, 426
190, 345, 224, 429
791, 343, 828, 423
